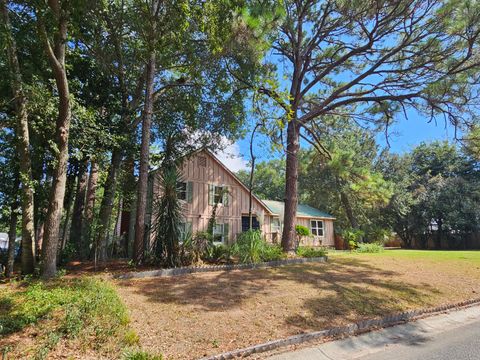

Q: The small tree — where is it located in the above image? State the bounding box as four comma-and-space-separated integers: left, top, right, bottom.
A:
295, 225, 310, 249
155, 166, 182, 268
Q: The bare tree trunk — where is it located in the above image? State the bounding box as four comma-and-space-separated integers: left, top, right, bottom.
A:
60, 164, 77, 250
38, 2, 71, 279
281, 120, 300, 252
83, 160, 98, 254
134, 51, 156, 264
1, 0, 36, 275
121, 156, 135, 256
6, 179, 19, 277
97, 150, 122, 261
248, 124, 260, 230
70, 160, 88, 258
339, 188, 358, 229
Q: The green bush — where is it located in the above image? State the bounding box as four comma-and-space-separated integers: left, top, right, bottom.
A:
296, 246, 328, 258
342, 228, 364, 250
203, 243, 232, 264
180, 231, 212, 265
229, 230, 286, 264
231, 230, 265, 263
0, 277, 131, 357
261, 244, 287, 262
295, 225, 310, 236
356, 243, 384, 253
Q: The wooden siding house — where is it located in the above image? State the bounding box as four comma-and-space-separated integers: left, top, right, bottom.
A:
145, 149, 335, 248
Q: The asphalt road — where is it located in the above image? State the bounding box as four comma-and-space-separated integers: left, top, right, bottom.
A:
357, 319, 480, 360
268, 305, 480, 360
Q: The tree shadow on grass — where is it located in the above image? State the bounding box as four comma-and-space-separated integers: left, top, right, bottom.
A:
117, 256, 441, 328
279, 258, 441, 330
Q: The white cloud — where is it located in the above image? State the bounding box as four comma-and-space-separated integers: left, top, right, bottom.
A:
214, 140, 249, 173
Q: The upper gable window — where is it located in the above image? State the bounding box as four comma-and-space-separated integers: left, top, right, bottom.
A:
208, 184, 229, 206
177, 182, 187, 200
197, 156, 207, 167
177, 181, 193, 203
214, 185, 224, 204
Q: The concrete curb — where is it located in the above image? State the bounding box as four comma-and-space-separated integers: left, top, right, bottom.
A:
199, 297, 480, 360
113, 256, 328, 280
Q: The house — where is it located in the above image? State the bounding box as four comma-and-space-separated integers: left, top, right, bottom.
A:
146, 149, 335, 247
0, 233, 8, 250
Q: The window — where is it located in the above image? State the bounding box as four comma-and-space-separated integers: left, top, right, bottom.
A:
212, 223, 229, 243
209, 184, 229, 206
271, 217, 281, 233
310, 220, 324, 236
177, 181, 192, 203
214, 186, 224, 204
177, 182, 187, 200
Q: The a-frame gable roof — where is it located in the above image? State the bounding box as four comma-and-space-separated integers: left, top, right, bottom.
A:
200, 149, 274, 215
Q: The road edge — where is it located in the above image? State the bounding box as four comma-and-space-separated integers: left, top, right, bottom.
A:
199, 297, 480, 360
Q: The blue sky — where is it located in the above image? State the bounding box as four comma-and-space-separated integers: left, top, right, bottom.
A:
215, 114, 459, 172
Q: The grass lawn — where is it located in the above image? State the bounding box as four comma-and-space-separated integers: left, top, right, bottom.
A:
115, 250, 480, 359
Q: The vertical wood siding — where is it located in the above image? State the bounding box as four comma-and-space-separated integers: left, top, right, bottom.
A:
295, 217, 335, 247
151, 150, 272, 244
150, 150, 334, 247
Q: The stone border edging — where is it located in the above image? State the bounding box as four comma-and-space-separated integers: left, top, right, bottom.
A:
113, 256, 328, 279
199, 297, 480, 360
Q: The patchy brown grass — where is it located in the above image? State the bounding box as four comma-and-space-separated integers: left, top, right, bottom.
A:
115, 250, 480, 360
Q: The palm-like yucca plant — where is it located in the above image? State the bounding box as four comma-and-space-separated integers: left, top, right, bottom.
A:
155, 166, 183, 267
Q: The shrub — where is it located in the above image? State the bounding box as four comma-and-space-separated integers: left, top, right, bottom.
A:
356, 243, 384, 253
0, 277, 131, 357
295, 225, 310, 236
180, 231, 212, 265
203, 244, 232, 264
231, 230, 264, 264
229, 230, 286, 263
261, 244, 287, 262
342, 229, 364, 250
296, 246, 328, 258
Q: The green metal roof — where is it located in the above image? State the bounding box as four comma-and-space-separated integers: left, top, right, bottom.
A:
261, 200, 335, 219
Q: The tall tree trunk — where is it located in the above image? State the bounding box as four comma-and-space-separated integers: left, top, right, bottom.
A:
435, 219, 443, 249
38, 3, 71, 279
83, 160, 98, 254
133, 51, 156, 264
248, 123, 260, 230
60, 163, 77, 250
97, 150, 122, 261
6, 179, 19, 277
70, 160, 88, 258
1, 0, 36, 274
121, 156, 135, 256
339, 188, 358, 229
281, 120, 300, 252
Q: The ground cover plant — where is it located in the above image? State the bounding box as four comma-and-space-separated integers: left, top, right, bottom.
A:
0, 276, 148, 359
296, 246, 328, 258
115, 250, 480, 359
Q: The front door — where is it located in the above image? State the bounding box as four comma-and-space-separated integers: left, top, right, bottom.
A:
241, 215, 260, 232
